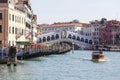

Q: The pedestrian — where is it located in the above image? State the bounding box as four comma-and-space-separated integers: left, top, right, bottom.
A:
7, 45, 17, 66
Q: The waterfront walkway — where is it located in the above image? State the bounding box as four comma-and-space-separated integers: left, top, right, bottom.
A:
0, 43, 71, 64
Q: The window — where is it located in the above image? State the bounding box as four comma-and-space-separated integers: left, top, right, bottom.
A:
12, 27, 14, 34
15, 28, 17, 34
26, 22, 30, 29
95, 29, 96, 31
0, 40, 2, 45
15, 16, 16, 22
0, 25, 2, 33
0, 0, 8, 3
12, 15, 14, 21
9, 26, 11, 33
22, 29, 24, 35
0, 13, 2, 19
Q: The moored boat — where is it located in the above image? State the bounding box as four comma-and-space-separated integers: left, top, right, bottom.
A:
92, 51, 105, 62
0, 59, 7, 64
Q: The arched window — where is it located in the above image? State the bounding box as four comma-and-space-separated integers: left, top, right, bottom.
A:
56, 34, 59, 39
89, 40, 92, 44
43, 37, 46, 42
77, 36, 80, 41
39, 38, 42, 43
85, 39, 88, 43
68, 34, 72, 39
81, 38, 84, 42
47, 36, 50, 41
72, 35, 76, 39
51, 35, 55, 40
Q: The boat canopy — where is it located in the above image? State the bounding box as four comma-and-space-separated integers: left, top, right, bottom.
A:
16, 41, 30, 45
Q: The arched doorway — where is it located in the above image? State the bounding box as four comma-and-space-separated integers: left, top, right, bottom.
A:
39, 38, 42, 43
51, 35, 55, 40
43, 37, 46, 42
56, 34, 59, 39
77, 36, 80, 41
68, 34, 72, 39
72, 35, 76, 39
89, 40, 92, 44
47, 36, 50, 41
85, 39, 88, 43
81, 38, 84, 42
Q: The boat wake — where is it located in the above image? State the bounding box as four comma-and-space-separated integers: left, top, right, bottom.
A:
82, 58, 91, 61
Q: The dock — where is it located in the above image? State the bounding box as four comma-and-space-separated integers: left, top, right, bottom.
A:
17, 43, 71, 60
0, 43, 71, 63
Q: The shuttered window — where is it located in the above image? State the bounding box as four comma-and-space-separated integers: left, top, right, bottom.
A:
0, 13, 2, 19
0, 25, 2, 33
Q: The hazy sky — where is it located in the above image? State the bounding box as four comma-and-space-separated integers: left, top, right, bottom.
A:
31, 0, 120, 24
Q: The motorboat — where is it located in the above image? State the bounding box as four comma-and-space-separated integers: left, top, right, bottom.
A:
92, 51, 105, 62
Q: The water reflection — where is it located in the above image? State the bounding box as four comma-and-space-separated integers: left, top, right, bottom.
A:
7, 66, 17, 72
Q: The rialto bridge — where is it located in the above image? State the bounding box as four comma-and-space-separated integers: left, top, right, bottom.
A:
37, 31, 93, 49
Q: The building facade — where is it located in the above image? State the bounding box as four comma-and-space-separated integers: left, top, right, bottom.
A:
99, 20, 120, 45
0, 0, 9, 47
83, 18, 120, 46
32, 15, 38, 43
39, 20, 87, 35
82, 18, 107, 45
0, 0, 36, 47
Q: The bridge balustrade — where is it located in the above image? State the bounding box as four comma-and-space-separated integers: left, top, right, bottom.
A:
38, 31, 93, 49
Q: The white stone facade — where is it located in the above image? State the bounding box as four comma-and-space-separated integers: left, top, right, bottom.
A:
8, 3, 26, 45
40, 21, 85, 35
0, 0, 35, 46
82, 19, 107, 44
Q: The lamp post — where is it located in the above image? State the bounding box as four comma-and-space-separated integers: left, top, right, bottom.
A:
72, 42, 74, 53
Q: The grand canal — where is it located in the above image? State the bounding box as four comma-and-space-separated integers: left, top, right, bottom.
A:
0, 50, 120, 80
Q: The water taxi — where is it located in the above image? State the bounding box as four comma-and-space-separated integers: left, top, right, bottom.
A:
92, 51, 105, 62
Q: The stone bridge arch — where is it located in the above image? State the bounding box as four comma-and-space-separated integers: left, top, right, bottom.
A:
37, 31, 93, 49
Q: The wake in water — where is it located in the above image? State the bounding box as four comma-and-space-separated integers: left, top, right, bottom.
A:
82, 58, 91, 61
82, 58, 110, 63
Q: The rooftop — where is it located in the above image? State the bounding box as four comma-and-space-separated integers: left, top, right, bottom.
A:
38, 20, 88, 27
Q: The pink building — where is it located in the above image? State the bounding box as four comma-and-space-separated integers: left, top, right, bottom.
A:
99, 20, 120, 45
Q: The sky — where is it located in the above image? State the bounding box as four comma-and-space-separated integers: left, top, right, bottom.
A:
31, 0, 120, 24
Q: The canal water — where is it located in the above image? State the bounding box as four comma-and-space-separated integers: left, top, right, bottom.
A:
0, 50, 120, 80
